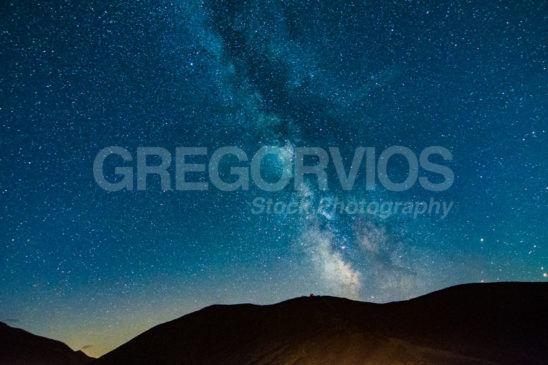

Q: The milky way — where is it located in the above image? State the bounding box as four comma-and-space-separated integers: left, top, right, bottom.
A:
1, 0, 547, 357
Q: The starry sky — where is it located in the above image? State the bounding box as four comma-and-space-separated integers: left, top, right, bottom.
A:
1, 0, 547, 358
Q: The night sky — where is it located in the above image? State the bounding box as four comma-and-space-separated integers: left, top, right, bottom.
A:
1, 0, 547, 358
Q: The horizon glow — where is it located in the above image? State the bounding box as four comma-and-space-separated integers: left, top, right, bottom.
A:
1, 0, 546, 358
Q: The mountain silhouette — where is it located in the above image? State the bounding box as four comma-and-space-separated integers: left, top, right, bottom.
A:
94, 282, 548, 364
0, 322, 93, 365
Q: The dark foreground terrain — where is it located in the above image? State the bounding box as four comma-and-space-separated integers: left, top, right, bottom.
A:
0, 322, 93, 365
3, 282, 548, 364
